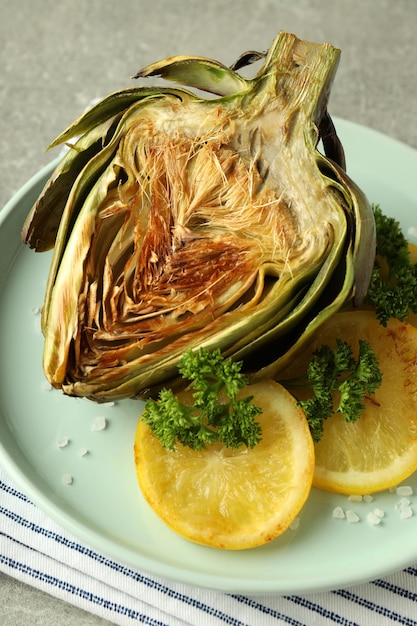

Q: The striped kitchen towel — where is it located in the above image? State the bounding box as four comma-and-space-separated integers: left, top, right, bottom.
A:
1, 466, 417, 626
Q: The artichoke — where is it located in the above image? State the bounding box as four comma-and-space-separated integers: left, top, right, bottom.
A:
22, 31, 375, 402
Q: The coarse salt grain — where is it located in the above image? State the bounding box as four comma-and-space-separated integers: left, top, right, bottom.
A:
92, 416, 107, 432
396, 486, 413, 497
395, 496, 414, 519
348, 495, 363, 502
42, 381, 53, 391
332, 506, 345, 519
395, 497, 411, 510
367, 511, 382, 525
346, 510, 360, 524
57, 437, 70, 448
290, 517, 300, 530
366, 508, 385, 526
363, 494, 374, 503
399, 506, 413, 519
79, 448, 89, 457
62, 473, 73, 485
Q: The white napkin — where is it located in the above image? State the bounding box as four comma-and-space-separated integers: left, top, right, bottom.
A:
2, 466, 417, 626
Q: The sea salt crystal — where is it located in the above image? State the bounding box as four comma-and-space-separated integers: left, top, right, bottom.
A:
367, 508, 384, 525
396, 486, 413, 497
57, 437, 70, 448
290, 517, 300, 530
92, 416, 107, 432
78, 448, 89, 457
363, 495, 374, 503
395, 497, 414, 519
42, 381, 53, 391
367, 512, 382, 525
395, 497, 411, 511
62, 473, 73, 485
399, 506, 413, 519
348, 495, 363, 502
346, 510, 360, 524
332, 506, 345, 519
31, 306, 40, 315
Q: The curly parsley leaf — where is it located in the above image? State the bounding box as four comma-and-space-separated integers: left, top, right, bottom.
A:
142, 347, 262, 451
286, 339, 382, 442
366, 204, 417, 325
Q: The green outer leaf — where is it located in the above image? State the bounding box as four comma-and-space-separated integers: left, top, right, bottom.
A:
134, 56, 250, 96
21, 116, 117, 251
48, 86, 194, 148
43, 159, 118, 383
328, 163, 375, 305
41, 140, 117, 333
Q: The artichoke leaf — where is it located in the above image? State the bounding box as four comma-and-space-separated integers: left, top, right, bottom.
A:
329, 162, 376, 305
43, 159, 119, 384
134, 56, 249, 96
21, 117, 116, 251
318, 110, 346, 170
229, 50, 266, 72
48, 86, 192, 148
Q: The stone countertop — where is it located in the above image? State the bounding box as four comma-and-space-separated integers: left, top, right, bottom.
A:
1, 0, 417, 624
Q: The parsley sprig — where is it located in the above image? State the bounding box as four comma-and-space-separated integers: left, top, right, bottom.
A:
285, 339, 382, 442
142, 348, 262, 450
366, 204, 417, 325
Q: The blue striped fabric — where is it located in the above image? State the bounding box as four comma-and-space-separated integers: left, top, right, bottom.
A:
2, 466, 417, 626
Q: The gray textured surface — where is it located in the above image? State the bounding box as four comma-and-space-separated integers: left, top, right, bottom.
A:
1, 0, 417, 623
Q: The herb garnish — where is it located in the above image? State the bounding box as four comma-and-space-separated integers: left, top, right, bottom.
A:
285, 339, 382, 442
142, 347, 262, 450
366, 204, 417, 325
143, 341, 382, 448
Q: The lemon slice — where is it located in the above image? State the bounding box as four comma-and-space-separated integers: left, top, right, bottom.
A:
288, 310, 417, 495
134, 380, 314, 550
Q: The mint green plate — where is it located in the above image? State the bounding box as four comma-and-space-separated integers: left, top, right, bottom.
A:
1, 118, 417, 594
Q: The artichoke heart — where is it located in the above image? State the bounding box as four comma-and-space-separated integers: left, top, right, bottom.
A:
22, 31, 375, 401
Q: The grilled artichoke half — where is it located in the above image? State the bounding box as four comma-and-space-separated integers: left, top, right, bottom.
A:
22, 31, 375, 401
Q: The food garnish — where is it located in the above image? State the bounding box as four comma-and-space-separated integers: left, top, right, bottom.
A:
284, 338, 382, 442
142, 342, 382, 449
366, 204, 417, 325
142, 347, 262, 450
